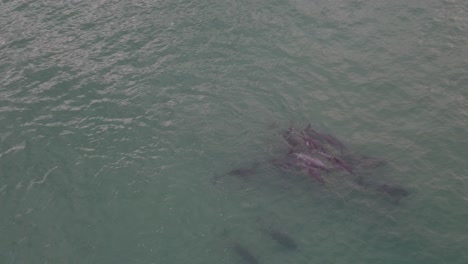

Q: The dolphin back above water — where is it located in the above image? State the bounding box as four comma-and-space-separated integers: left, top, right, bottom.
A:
292, 153, 328, 171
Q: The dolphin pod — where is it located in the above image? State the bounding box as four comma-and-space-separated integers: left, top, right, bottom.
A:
274, 124, 409, 199
215, 123, 409, 202
215, 124, 410, 264
277, 124, 354, 184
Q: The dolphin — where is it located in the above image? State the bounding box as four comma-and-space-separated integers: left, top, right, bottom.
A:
292, 153, 328, 171
377, 183, 409, 200
303, 124, 346, 152
211, 163, 259, 184
233, 242, 259, 264
307, 167, 325, 184
317, 152, 353, 174
282, 127, 301, 147
270, 158, 300, 172
261, 227, 298, 250
299, 133, 326, 152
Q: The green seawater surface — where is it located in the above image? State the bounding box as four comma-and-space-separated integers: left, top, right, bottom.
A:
1, 0, 467, 263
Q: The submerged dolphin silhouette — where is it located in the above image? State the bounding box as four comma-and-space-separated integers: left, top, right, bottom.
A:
262, 227, 298, 250
211, 163, 260, 184
233, 242, 259, 264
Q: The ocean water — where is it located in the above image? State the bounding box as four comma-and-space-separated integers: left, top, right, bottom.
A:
1, 0, 467, 263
